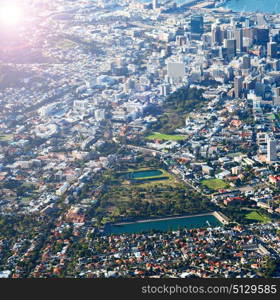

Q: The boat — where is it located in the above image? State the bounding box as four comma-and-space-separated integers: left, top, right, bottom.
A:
215, 0, 227, 8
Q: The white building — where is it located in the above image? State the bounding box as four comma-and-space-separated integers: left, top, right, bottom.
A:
94, 109, 106, 122
267, 138, 278, 162
167, 62, 186, 83
38, 103, 59, 117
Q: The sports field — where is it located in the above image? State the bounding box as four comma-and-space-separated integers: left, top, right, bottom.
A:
201, 179, 229, 190
0, 134, 13, 142
245, 211, 271, 223
146, 132, 186, 141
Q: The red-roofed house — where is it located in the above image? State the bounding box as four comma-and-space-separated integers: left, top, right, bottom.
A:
224, 196, 245, 206
268, 175, 280, 187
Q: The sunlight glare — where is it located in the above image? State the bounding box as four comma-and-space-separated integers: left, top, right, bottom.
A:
0, 3, 23, 26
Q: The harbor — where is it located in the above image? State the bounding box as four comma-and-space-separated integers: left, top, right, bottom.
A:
222, 0, 280, 13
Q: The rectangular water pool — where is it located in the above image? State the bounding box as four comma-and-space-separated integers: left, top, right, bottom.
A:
105, 213, 223, 235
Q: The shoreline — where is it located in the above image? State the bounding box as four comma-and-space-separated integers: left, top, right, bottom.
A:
221, 0, 280, 14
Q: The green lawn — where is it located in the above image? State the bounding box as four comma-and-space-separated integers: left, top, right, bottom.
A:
146, 132, 186, 141
228, 152, 243, 158
56, 39, 77, 49
267, 114, 276, 120
245, 211, 271, 223
201, 179, 229, 190
0, 134, 13, 142
276, 113, 280, 120
119, 169, 176, 187
21, 197, 33, 204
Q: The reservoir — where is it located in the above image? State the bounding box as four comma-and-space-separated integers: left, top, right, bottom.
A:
119, 169, 163, 179
105, 213, 223, 235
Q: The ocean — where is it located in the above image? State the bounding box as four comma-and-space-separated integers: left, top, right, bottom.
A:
224, 0, 280, 14
140, 0, 194, 6
140, 0, 280, 13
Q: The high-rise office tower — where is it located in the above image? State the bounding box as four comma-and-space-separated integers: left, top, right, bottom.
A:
242, 55, 251, 69
243, 27, 254, 44
255, 81, 265, 97
255, 28, 269, 45
235, 28, 243, 52
226, 29, 235, 40
221, 29, 229, 41
272, 32, 280, 44
273, 87, 280, 106
256, 14, 267, 27
230, 17, 237, 28
190, 15, 204, 35
165, 45, 171, 56
244, 18, 250, 28
176, 35, 187, 46
243, 37, 253, 49
224, 39, 236, 60
252, 97, 261, 111
211, 24, 222, 46
271, 59, 280, 71
267, 42, 278, 59
267, 138, 278, 162
153, 0, 159, 10
234, 76, 243, 98
160, 84, 170, 96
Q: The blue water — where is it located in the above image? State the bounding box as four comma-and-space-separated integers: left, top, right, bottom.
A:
224, 0, 280, 14
139, 0, 280, 13
127, 170, 163, 179
105, 214, 222, 235
140, 0, 192, 5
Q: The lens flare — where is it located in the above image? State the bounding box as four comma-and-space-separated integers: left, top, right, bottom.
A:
0, 3, 23, 26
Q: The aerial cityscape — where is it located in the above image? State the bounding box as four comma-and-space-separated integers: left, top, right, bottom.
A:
0, 0, 280, 279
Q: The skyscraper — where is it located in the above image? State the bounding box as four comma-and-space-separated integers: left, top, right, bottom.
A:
256, 14, 267, 27
153, 0, 159, 10
243, 27, 254, 45
234, 76, 243, 98
234, 28, 243, 52
160, 84, 170, 96
267, 42, 278, 59
242, 55, 251, 69
255, 28, 269, 45
224, 39, 236, 60
165, 45, 171, 57
273, 87, 280, 106
190, 15, 204, 35
176, 35, 187, 46
211, 24, 222, 46
244, 18, 250, 28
